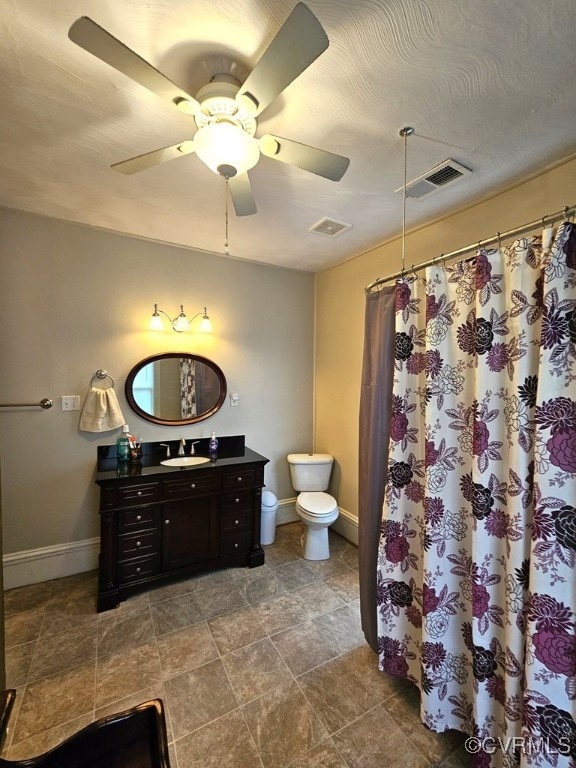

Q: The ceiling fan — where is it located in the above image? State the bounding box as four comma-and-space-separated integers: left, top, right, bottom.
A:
68, 3, 350, 216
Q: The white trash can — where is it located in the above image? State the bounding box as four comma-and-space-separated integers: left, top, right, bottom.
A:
261, 490, 278, 545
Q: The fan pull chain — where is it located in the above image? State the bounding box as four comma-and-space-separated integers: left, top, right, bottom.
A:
224, 179, 230, 256
399, 127, 414, 277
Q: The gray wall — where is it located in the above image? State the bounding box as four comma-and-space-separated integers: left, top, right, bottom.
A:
0, 208, 314, 557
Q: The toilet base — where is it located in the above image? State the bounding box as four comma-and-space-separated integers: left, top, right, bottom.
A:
300, 526, 331, 560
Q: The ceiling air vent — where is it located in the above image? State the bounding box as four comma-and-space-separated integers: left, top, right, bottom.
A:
395, 159, 472, 199
309, 217, 351, 238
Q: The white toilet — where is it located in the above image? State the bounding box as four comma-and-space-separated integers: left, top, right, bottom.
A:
287, 453, 339, 560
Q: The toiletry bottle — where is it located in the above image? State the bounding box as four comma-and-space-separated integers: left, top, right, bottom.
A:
117, 424, 131, 463
208, 432, 219, 460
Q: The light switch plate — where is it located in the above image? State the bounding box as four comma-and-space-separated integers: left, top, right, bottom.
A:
61, 395, 80, 411
230, 393, 239, 407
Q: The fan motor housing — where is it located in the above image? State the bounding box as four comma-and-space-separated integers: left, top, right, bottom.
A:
194, 76, 257, 135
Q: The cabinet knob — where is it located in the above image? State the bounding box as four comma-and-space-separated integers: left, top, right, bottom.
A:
136, 541, 141, 547
234, 519, 239, 526
136, 567, 141, 574
234, 543, 239, 548
136, 514, 142, 521
190, 483, 196, 489
237, 477, 242, 482
136, 491, 143, 496
234, 497, 240, 503
164, 519, 170, 525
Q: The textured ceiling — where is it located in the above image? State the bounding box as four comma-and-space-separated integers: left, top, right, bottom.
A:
1, 0, 575, 271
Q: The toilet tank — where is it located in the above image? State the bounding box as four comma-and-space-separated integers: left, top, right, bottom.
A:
287, 453, 334, 491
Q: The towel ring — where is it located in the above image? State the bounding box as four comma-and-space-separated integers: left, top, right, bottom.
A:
91, 369, 115, 388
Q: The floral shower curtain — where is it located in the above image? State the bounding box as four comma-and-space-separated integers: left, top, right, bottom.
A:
376, 221, 576, 767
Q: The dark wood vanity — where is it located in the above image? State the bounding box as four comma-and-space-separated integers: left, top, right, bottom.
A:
95, 436, 268, 612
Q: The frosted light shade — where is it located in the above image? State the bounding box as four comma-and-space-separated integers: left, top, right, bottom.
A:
194, 123, 260, 177
149, 313, 164, 331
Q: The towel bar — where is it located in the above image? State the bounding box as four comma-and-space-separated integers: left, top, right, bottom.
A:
0, 398, 53, 409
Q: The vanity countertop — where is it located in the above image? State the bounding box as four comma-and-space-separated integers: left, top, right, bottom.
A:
95, 446, 269, 482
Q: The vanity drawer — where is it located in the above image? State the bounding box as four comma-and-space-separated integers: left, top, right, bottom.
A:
119, 506, 158, 532
221, 491, 252, 514
163, 474, 221, 499
221, 509, 251, 534
220, 531, 252, 555
222, 469, 257, 490
117, 482, 160, 507
119, 555, 159, 585
118, 530, 158, 560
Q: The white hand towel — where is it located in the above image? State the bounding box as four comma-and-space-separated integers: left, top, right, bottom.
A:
79, 387, 126, 432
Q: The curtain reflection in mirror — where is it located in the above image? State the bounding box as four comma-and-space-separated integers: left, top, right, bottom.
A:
180, 358, 197, 418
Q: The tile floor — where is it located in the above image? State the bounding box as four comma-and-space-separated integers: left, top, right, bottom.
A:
3, 522, 469, 767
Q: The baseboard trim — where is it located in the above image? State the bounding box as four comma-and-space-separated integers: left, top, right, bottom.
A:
2, 500, 359, 591
331, 506, 359, 545
3, 538, 99, 591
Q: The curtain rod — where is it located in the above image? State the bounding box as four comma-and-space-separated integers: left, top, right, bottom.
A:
365, 204, 575, 294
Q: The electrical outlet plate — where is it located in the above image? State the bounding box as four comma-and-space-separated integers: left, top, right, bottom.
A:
61, 395, 81, 411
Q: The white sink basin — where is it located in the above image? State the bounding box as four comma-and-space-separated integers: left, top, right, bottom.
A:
161, 456, 210, 467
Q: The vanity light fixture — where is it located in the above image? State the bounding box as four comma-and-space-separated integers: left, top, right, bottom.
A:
149, 304, 212, 333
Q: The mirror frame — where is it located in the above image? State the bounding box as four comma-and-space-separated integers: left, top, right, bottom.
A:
125, 352, 227, 426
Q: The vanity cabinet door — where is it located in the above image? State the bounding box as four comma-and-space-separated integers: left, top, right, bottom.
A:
162, 497, 219, 571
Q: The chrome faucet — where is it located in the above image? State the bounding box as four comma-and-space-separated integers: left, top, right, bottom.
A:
178, 438, 186, 456
189, 440, 200, 455
160, 443, 171, 458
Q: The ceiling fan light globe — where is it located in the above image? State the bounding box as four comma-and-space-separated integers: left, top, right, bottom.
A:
194, 123, 260, 177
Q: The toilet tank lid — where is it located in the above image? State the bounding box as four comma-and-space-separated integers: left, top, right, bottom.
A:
287, 453, 333, 464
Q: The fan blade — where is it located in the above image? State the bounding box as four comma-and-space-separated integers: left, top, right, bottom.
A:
68, 17, 201, 114
259, 134, 349, 181
228, 174, 257, 216
235, 3, 328, 117
111, 141, 196, 174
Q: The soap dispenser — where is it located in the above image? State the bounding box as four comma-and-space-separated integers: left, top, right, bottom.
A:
117, 424, 131, 463
208, 432, 219, 461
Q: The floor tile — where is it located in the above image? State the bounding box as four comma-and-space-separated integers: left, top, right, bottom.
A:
13, 661, 96, 743
28, 624, 97, 682
4, 607, 45, 647
271, 621, 339, 677
164, 659, 238, 739
297, 657, 379, 734
312, 605, 366, 654
194, 582, 249, 620
243, 680, 327, 768
208, 606, 267, 654
222, 637, 293, 705
175, 709, 262, 768
5, 642, 35, 688
4, 581, 53, 616
289, 738, 349, 767
251, 593, 312, 636
333, 705, 429, 768
1, 522, 471, 768
96, 640, 163, 709
97, 610, 154, 656
39, 594, 97, 637
150, 591, 204, 636
157, 622, 219, 679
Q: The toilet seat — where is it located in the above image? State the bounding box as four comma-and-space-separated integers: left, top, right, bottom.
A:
297, 492, 337, 517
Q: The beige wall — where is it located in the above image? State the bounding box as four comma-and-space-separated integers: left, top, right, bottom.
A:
0, 209, 314, 555
315, 156, 576, 519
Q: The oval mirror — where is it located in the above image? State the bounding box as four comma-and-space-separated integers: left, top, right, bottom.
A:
125, 353, 227, 426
